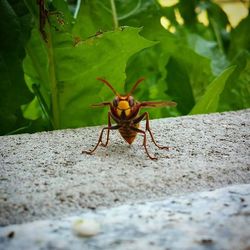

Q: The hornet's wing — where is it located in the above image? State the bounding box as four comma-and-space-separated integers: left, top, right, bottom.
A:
140, 101, 177, 108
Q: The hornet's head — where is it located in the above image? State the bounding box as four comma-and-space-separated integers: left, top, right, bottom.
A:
96, 77, 144, 118
112, 95, 135, 117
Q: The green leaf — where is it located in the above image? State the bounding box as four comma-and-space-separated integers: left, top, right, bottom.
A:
228, 14, 250, 59
72, 0, 113, 39
166, 56, 195, 115
21, 97, 42, 120
0, 0, 33, 135
24, 24, 156, 128
190, 66, 236, 115
219, 51, 250, 111
164, 38, 215, 115
187, 33, 229, 75
56, 27, 156, 128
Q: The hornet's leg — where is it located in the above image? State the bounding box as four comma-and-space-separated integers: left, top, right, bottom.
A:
133, 112, 170, 150
101, 112, 112, 147
82, 112, 120, 155
130, 126, 157, 160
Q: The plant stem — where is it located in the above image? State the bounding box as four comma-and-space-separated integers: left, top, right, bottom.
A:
110, 0, 119, 29
6, 123, 32, 135
210, 18, 224, 53
32, 84, 54, 128
74, 0, 81, 18
46, 27, 60, 129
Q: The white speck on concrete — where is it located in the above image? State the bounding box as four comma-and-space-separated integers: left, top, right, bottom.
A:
72, 218, 100, 237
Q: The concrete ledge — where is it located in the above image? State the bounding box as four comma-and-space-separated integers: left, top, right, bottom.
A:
0, 110, 250, 226
0, 184, 250, 250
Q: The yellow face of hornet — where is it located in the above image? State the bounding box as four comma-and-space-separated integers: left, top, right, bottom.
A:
113, 95, 135, 118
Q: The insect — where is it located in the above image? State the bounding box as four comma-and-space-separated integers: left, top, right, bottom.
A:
82, 78, 176, 160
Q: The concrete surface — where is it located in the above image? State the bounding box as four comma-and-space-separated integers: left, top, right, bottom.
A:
0, 109, 250, 226
0, 184, 250, 250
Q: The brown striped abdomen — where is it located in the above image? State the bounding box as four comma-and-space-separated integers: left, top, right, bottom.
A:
119, 123, 139, 144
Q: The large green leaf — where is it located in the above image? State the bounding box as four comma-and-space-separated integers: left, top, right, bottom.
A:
57, 27, 156, 128
22, 0, 156, 129
0, 0, 33, 135
190, 66, 236, 115
24, 24, 156, 128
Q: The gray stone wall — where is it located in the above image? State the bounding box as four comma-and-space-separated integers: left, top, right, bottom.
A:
0, 109, 250, 249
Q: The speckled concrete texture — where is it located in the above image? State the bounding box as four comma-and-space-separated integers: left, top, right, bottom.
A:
0, 184, 250, 250
0, 110, 250, 226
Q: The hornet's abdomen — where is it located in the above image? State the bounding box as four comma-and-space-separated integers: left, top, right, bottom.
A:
119, 123, 139, 145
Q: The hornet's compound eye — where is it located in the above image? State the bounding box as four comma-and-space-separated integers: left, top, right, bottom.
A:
128, 96, 134, 107
113, 97, 119, 107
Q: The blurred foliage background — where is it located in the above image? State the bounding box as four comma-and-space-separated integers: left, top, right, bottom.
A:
0, 0, 249, 135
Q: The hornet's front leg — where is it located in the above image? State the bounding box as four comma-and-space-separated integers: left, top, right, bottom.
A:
133, 112, 170, 150
82, 112, 120, 155
129, 126, 157, 160
100, 112, 112, 147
